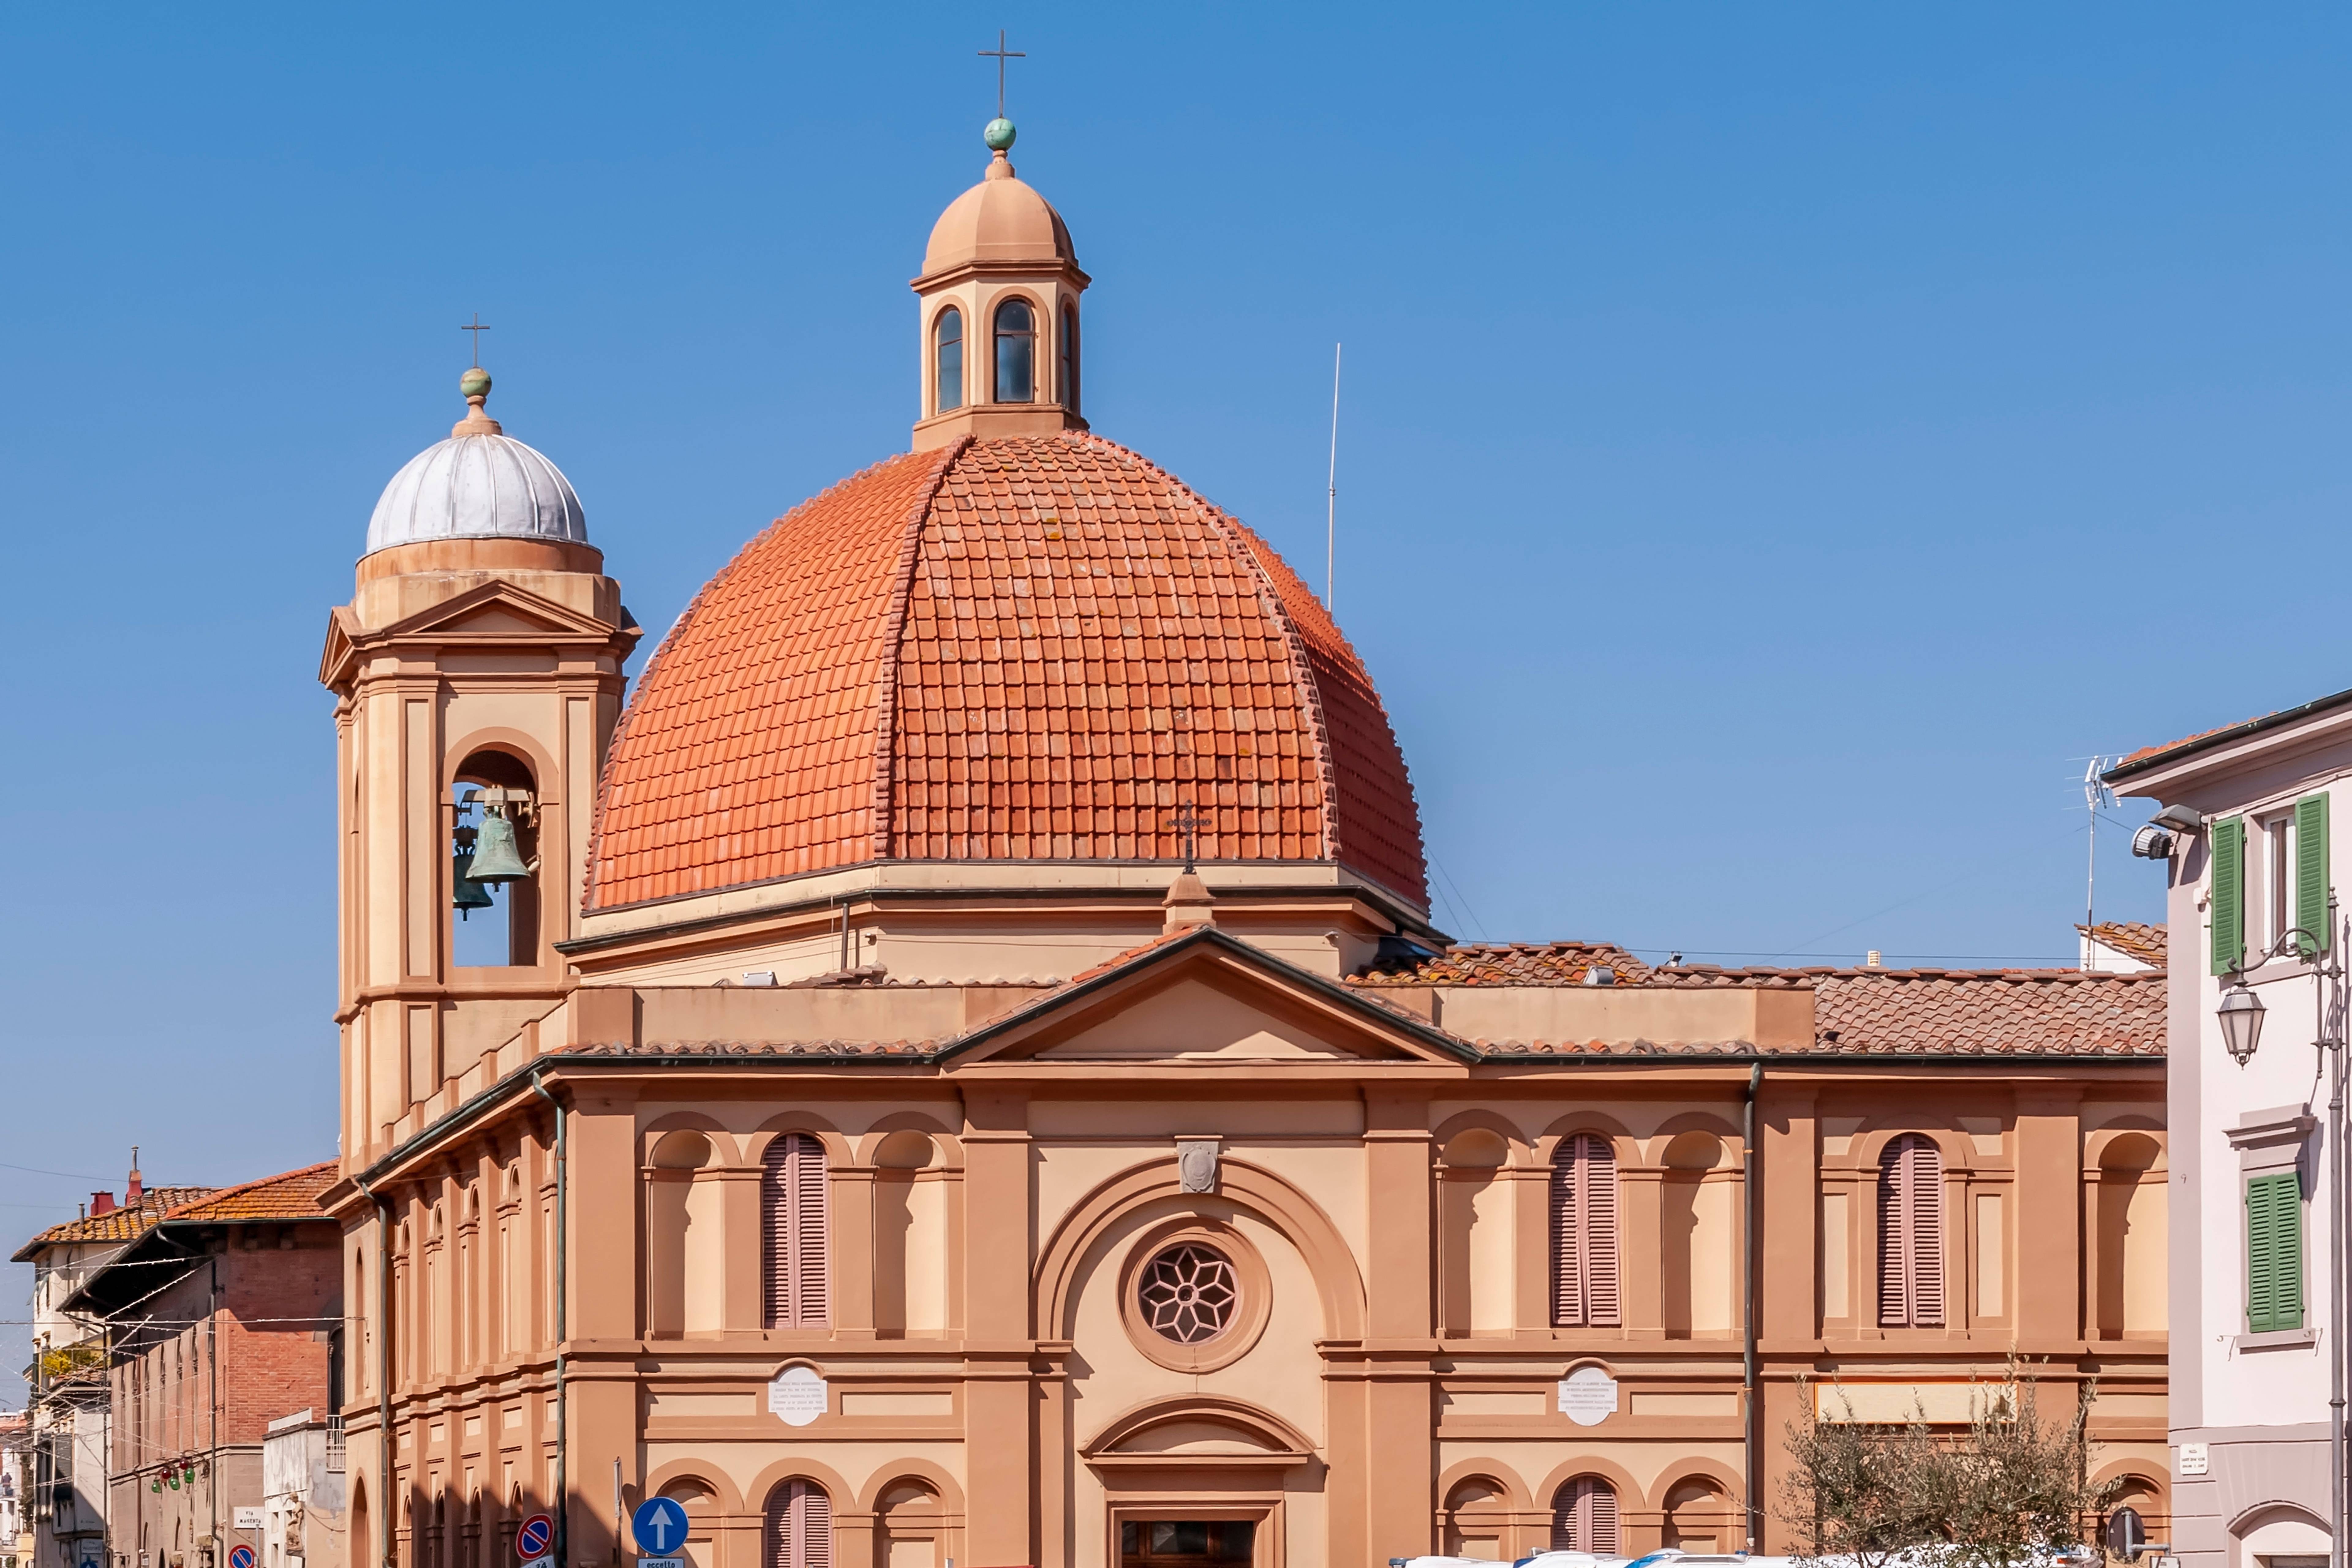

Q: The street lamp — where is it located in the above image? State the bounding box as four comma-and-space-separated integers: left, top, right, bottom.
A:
2217, 980, 2267, 1065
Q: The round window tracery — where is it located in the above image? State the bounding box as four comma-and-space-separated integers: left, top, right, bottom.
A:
1137, 1242, 1238, 1343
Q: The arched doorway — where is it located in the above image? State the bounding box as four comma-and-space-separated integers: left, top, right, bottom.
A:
1082, 1398, 1318, 1568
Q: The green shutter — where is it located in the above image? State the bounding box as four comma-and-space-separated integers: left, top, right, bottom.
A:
2212, 816, 2246, 974
2297, 793, 2331, 956
2247, 1172, 2305, 1332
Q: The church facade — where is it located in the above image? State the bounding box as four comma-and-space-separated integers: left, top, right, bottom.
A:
320, 122, 2172, 1568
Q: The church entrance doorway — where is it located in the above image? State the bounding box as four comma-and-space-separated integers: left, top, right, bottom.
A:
1119, 1521, 1256, 1568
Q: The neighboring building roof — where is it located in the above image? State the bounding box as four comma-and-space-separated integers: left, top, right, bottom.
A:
2079, 921, 2168, 967
9, 1187, 215, 1263
585, 433, 1428, 912
1353, 940, 1651, 987
1651, 964, 2164, 1056
1352, 945, 2165, 1057
2105, 682, 2352, 781
160, 1162, 337, 1224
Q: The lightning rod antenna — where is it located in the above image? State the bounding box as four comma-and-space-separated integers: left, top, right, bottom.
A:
1326, 343, 1341, 610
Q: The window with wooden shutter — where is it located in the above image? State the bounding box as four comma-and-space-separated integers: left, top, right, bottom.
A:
766, 1480, 831, 1568
1551, 1477, 1619, 1554
1550, 1134, 1621, 1327
2211, 815, 2246, 974
762, 1133, 830, 1328
2297, 794, 2331, 956
1877, 1134, 1945, 1328
2246, 1171, 2305, 1333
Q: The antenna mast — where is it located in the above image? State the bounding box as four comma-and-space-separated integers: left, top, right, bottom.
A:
1326, 343, 1341, 610
2083, 755, 2116, 944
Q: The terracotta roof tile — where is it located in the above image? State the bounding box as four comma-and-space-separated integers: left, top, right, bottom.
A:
2079, 921, 2167, 967
1353, 940, 1652, 986
1355, 946, 2163, 1057
161, 1162, 337, 1223
585, 434, 1427, 910
10, 1187, 215, 1261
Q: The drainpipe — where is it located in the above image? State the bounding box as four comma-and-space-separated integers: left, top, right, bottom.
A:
2328, 898, 2345, 1568
1743, 1060, 1763, 1553
529, 1069, 568, 1568
353, 1177, 393, 1568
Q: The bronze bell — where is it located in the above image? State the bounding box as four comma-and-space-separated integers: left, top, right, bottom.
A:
466, 807, 532, 884
451, 855, 496, 916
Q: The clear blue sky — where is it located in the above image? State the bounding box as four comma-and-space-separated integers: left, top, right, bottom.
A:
2, 3, 2344, 1388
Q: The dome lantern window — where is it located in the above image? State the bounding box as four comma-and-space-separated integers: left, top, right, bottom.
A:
993, 298, 1035, 404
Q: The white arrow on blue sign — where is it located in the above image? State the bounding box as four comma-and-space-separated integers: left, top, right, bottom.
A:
632, 1497, 690, 1557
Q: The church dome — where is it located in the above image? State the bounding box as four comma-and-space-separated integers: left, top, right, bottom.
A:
920, 150, 1076, 278
364, 370, 587, 556
584, 432, 1427, 911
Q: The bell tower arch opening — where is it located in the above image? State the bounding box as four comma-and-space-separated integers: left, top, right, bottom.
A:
450, 749, 541, 969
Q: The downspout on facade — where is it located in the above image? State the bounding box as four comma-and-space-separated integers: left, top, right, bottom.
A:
354, 1177, 394, 1568
1743, 1059, 1763, 1552
529, 1069, 568, 1568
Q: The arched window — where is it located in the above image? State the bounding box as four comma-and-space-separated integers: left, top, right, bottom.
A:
1550, 1134, 1620, 1326
766, 1479, 832, 1568
763, 1133, 830, 1328
1878, 1133, 1946, 1327
1552, 1477, 1619, 1554
933, 309, 963, 414
1059, 303, 1078, 412
993, 298, 1034, 402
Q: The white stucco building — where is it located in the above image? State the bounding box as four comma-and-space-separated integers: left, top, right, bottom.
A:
2109, 691, 2352, 1568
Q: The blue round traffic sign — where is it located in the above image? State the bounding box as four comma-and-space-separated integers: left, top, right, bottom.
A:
229, 1547, 256, 1568
517, 1514, 555, 1561
632, 1497, 688, 1557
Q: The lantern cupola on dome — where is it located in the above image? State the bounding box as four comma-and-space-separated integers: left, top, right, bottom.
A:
912, 118, 1091, 450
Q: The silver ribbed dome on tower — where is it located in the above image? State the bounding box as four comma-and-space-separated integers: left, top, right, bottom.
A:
364, 368, 587, 556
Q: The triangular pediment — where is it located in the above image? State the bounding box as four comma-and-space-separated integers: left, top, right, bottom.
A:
939, 926, 1473, 1068
379, 580, 618, 643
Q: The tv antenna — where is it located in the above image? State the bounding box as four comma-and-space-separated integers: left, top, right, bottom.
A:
1325, 342, 1341, 610
2082, 754, 2117, 940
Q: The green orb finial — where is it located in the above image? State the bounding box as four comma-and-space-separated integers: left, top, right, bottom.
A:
459, 367, 492, 402
984, 117, 1016, 153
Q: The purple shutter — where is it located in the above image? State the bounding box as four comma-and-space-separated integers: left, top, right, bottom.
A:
1584, 1137, 1620, 1327
1878, 1135, 1945, 1328
1552, 1144, 1581, 1326
763, 1134, 831, 1329
769, 1480, 831, 1568
1878, 1137, 1912, 1326
1552, 1136, 1622, 1328
1908, 1137, 1945, 1327
1552, 1478, 1618, 1553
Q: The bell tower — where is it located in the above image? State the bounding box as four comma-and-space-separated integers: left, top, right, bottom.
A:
319, 367, 639, 1166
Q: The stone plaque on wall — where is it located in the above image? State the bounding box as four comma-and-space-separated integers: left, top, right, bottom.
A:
1558, 1366, 1618, 1427
767, 1365, 827, 1427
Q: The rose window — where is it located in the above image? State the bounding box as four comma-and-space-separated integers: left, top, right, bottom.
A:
1137, 1243, 1238, 1343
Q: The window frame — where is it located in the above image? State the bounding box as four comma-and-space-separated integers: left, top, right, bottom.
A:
933, 307, 964, 415
992, 295, 1037, 404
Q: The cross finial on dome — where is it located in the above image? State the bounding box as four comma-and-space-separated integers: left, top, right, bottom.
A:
452, 365, 503, 438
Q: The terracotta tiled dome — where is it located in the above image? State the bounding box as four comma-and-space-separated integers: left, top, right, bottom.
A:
584, 432, 1427, 911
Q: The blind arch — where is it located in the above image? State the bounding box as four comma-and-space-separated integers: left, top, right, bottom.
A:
763, 1133, 830, 1328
